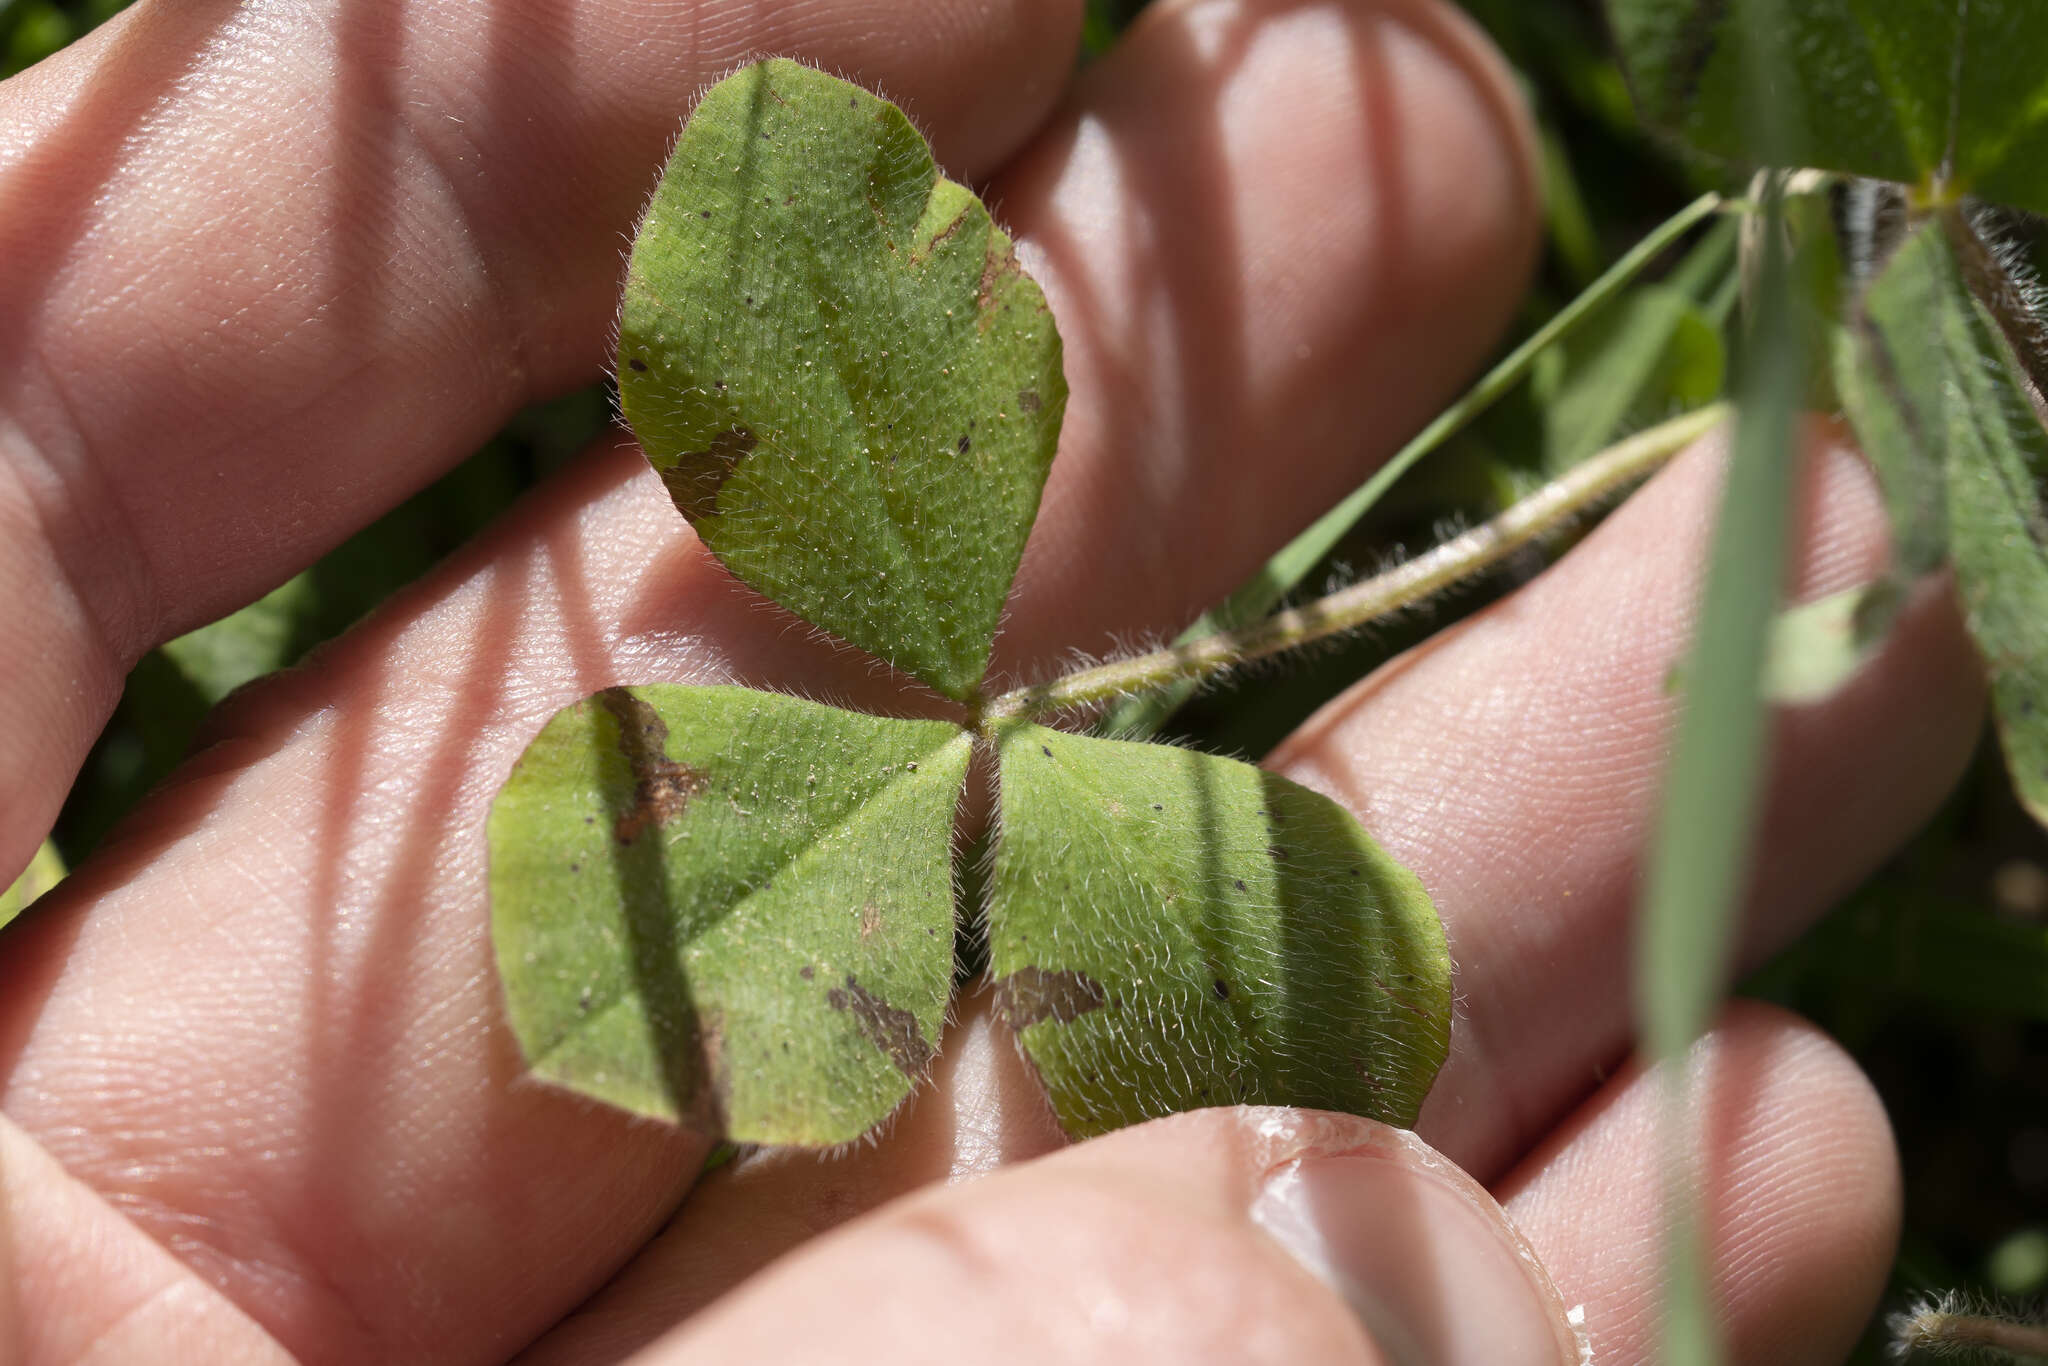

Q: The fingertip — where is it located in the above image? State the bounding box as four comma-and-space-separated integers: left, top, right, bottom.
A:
902, 0, 1087, 179
650, 1106, 1579, 1366
1705, 1003, 1902, 1366
1502, 1002, 1902, 1366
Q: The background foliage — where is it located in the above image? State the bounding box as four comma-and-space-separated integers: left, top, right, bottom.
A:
7, 0, 2045, 1354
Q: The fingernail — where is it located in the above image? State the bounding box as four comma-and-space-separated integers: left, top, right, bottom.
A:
1250, 1133, 1584, 1366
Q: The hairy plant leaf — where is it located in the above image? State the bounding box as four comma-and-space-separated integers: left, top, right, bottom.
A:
1836, 228, 1955, 577
618, 59, 1066, 702
1929, 252, 2048, 827
490, 685, 971, 1145
986, 724, 1450, 1139
1836, 219, 2048, 821
1607, 0, 2048, 215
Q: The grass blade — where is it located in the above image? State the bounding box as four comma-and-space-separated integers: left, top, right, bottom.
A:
1105, 190, 1724, 738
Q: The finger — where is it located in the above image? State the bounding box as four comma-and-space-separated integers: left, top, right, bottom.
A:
0, 0, 1084, 881
0, 1, 1541, 1359
1498, 1001, 1901, 1366
513, 985, 1070, 1366
1269, 423, 1986, 1181
0, 1114, 294, 1365
633, 1107, 1579, 1366
991, 0, 1540, 671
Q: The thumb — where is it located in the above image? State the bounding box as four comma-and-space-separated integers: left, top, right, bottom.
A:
636, 1107, 1581, 1365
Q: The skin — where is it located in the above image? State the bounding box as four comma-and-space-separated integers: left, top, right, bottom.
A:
0, 0, 1987, 1362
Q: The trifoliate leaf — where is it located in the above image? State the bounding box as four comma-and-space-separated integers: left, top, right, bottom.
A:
490, 686, 971, 1145
986, 724, 1451, 1139
618, 59, 1066, 702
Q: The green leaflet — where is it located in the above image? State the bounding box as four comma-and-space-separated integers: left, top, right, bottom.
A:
1606, 0, 2048, 215
1837, 225, 1956, 578
1929, 246, 2048, 827
0, 838, 65, 931
490, 686, 971, 1146
986, 724, 1451, 1139
1780, 218, 1966, 710
1834, 219, 2048, 820
618, 60, 1066, 703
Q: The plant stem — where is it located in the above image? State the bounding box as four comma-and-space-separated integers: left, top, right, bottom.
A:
987, 401, 1728, 726
1895, 1303, 2048, 1362
1101, 188, 1728, 740
1206, 191, 1726, 624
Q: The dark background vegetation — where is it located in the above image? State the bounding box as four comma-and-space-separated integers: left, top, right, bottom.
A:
6, 0, 2044, 1354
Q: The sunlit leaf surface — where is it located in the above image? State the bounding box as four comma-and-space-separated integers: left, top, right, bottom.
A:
618, 59, 1066, 701
491, 686, 970, 1145
987, 724, 1450, 1139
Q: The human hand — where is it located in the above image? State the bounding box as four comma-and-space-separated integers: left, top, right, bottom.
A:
0, 1, 1985, 1362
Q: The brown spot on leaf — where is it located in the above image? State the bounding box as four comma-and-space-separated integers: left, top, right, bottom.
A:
1351, 1057, 1388, 1094
859, 902, 883, 938
909, 205, 970, 266
825, 975, 934, 1076
657, 426, 756, 521
976, 240, 1021, 324
1371, 977, 1434, 1023
799, 964, 815, 980
626, 357, 648, 373
598, 689, 710, 844
992, 966, 1108, 1033
1017, 389, 1042, 414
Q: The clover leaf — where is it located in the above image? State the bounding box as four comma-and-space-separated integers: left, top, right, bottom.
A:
492, 60, 1452, 1147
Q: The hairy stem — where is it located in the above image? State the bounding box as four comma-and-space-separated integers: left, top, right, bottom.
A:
1895, 1301, 2048, 1362
987, 402, 1729, 725
1207, 191, 1728, 632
